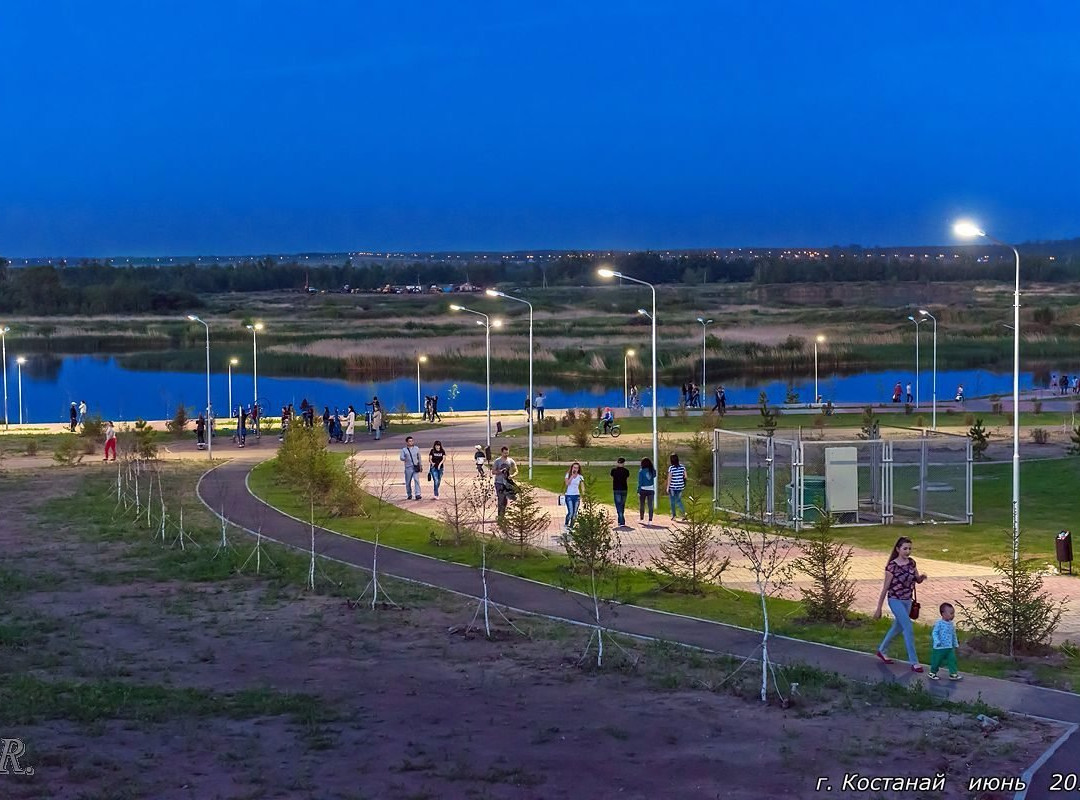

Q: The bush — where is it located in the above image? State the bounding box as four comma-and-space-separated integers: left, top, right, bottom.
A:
569, 409, 593, 448
24, 439, 38, 456
792, 514, 856, 623
964, 413, 975, 426
560, 408, 576, 428
497, 481, 550, 557
1069, 426, 1080, 456
53, 436, 85, 466
969, 418, 989, 460
756, 391, 778, 438
686, 428, 714, 487
1031, 427, 1049, 445
80, 414, 104, 441
125, 419, 158, 459
857, 406, 879, 441
1033, 400, 1043, 415
648, 495, 730, 594
562, 489, 618, 574
960, 557, 1067, 655
903, 402, 913, 415
276, 424, 364, 517
165, 404, 190, 435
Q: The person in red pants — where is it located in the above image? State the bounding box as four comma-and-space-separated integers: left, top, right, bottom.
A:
103, 421, 117, 461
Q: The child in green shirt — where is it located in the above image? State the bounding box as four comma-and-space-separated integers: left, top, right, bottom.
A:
929, 602, 963, 681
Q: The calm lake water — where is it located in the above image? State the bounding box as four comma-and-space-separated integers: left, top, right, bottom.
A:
0, 355, 1057, 424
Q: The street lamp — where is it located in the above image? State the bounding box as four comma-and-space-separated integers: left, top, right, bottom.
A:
1, 325, 9, 429
245, 322, 263, 428
696, 317, 713, 400
919, 310, 937, 430
15, 356, 25, 424
599, 268, 658, 472
624, 349, 636, 409
954, 219, 1022, 577
187, 316, 213, 460
907, 315, 923, 408
227, 357, 239, 419
813, 335, 826, 405
487, 289, 534, 479
417, 354, 428, 415
450, 305, 500, 446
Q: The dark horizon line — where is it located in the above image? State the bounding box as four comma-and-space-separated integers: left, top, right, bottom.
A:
7, 235, 1080, 264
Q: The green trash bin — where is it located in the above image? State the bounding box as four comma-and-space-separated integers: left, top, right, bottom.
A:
789, 476, 826, 523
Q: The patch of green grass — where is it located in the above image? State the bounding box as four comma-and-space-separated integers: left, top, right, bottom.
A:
0, 675, 335, 725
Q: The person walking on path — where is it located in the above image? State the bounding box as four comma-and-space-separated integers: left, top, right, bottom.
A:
474, 444, 487, 476
400, 435, 423, 501
638, 456, 657, 522
905, 382, 913, 404
874, 535, 927, 672
236, 405, 247, 448
103, 420, 117, 461
78, 400, 87, 425
344, 405, 356, 444
563, 461, 584, 531
371, 404, 383, 440
928, 602, 963, 681
428, 440, 446, 499
610, 457, 630, 527
666, 454, 687, 519
322, 406, 331, 437
892, 382, 902, 403
493, 446, 517, 518
69, 402, 78, 432
534, 392, 545, 421
196, 412, 206, 448
713, 386, 726, 414
430, 394, 441, 422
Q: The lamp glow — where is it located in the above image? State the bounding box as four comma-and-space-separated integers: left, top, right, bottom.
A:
953, 220, 985, 239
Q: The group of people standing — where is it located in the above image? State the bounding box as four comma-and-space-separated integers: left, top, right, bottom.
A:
560, 453, 688, 531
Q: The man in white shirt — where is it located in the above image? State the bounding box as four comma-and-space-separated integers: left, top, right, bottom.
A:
492, 446, 518, 517
400, 436, 423, 500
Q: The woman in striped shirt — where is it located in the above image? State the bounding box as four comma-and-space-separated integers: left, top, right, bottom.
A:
666, 454, 687, 520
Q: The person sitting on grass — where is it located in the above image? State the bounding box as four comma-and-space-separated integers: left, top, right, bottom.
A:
929, 602, 963, 681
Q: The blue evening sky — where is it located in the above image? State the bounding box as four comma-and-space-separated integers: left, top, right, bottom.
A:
1, 2, 1077, 256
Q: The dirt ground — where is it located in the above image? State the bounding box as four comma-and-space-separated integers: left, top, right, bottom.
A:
0, 468, 1062, 800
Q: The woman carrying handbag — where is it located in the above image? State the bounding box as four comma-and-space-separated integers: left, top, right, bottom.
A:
873, 536, 927, 672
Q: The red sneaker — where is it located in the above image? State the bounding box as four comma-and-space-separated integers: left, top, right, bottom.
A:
911, 665, 924, 673
875, 651, 893, 665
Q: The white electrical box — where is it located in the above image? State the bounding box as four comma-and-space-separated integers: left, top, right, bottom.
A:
825, 446, 859, 517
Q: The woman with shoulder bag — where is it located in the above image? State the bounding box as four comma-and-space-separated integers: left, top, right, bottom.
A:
428, 440, 446, 499
873, 536, 927, 671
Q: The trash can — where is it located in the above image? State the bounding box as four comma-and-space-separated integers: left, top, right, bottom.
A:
1057, 530, 1073, 574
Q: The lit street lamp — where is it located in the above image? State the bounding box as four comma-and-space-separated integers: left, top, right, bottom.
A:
450, 305, 501, 447
813, 334, 825, 405
907, 315, 923, 408
919, 310, 937, 430
600, 268, 658, 472
417, 354, 428, 415
187, 316, 213, 460
954, 219, 1022, 601
487, 289, 534, 478
1, 325, 9, 429
15, 356, 25, 424
696, 317, 713, 399
246, 322, 263, 430
228, 357, 239, 420
624, 349, 635, 408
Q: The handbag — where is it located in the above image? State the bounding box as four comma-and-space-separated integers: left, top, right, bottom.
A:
909, 585, 921, 620
558, 494, 565, 506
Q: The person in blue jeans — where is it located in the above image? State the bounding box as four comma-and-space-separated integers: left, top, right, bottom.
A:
428, 440, 446, 499
637, 457, 656, 522
873, 536, 927, 672
666, 454, 687, 519
610, 457, 630, 527
563, 461, 584, 530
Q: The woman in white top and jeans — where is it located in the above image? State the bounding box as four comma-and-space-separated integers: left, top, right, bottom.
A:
563, 461, 584, 530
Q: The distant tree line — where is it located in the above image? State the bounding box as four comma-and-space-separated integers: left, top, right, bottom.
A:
1, 248, 1078, 316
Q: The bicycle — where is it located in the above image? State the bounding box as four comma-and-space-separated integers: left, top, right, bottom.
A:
591, 422, 621, 438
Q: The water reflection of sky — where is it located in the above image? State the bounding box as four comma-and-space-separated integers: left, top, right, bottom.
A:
0, 354, 1057, 423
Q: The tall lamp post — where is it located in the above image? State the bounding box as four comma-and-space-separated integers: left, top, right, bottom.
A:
919, 310, 937, 430
486, 289, 534, 479
624, 349, 635, 408
227, 357, 239, 419
599, 269, 658, 472
246, 322, 263, 425
954, 220, 1022, 578
416, 354, 427, 415
696, 317, 713, 399
813, 334, 825, 405
450, 305, 500, 447
187, 316, 213, 460
15, 356, 25, 424
1, 325, 9, 429
906, 315, 923, 408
